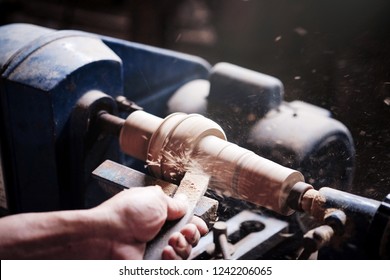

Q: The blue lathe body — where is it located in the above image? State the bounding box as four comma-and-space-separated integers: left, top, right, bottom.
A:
0, 23, 387, 259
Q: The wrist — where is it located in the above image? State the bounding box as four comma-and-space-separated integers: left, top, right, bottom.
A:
0, 207, 112, 259
63, 207, 113, 259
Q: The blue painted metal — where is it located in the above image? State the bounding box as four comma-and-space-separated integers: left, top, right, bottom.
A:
0, 23, 210, 213
101, 35, 211, 115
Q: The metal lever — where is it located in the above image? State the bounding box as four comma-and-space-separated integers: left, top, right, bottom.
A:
213, 221, 231, 260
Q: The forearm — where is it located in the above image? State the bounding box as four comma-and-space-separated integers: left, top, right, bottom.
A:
0, 208, 110, 259
0, 187, 197, 260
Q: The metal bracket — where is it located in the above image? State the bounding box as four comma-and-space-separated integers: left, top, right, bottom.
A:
190, 210, 289, 259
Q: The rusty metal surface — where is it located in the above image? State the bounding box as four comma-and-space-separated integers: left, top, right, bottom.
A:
92, 160, 178, 196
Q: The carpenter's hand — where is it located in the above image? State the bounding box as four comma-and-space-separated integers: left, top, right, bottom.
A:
95, 186, 208, 259
0, 185, 207, 260
162, 215, 208, 260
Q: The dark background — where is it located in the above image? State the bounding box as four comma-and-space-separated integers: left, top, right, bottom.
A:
1, 0, 389, 200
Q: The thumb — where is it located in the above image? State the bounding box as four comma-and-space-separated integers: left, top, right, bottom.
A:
166, 194, 188, 220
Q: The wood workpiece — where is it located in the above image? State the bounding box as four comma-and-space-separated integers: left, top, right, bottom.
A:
119, 111, 308, 215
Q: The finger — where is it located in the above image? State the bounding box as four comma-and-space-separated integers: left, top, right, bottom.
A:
168, 232, 192, 259
162, 246, 182, 260
190, 216, 209, 236
180, 223, 201, 247
166, 194, 188, 221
